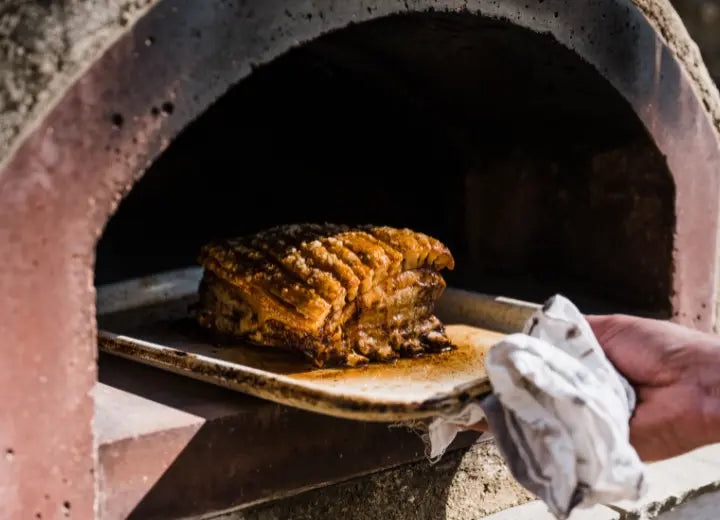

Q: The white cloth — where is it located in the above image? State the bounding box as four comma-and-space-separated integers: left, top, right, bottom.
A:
427, 295, 646, 519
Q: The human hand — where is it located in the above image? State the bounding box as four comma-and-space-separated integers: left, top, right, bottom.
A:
586, 314, 720, 461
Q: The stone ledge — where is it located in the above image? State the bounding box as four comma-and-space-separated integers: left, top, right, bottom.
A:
608, 444, 720, 519
213, 439, 533, 520
477, 444, 720, 520
481, 501, 620, 520
654, 488, 720, 520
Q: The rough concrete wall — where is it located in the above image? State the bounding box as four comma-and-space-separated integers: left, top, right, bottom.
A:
672, 0, 720, 83
0, 0, 158, 164
213, 440, 534, 520
633, 0, 720, 132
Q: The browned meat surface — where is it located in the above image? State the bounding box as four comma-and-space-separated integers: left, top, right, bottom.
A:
193, 224, 455, 367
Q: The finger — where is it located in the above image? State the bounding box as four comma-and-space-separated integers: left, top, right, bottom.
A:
583, 314, 634, 369
584, 314, 623, 346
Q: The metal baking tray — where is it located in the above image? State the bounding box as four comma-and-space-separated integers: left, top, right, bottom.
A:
97, 267, 538, 422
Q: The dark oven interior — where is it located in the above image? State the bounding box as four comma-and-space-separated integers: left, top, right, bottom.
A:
94, 12, 675, 317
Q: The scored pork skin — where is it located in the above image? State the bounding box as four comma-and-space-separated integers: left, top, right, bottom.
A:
194, 224, 455, 367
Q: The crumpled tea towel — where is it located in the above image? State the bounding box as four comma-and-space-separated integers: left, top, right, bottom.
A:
427, 294, 646, 519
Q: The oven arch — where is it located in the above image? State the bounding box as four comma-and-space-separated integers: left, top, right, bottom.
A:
1, 1, 719, 517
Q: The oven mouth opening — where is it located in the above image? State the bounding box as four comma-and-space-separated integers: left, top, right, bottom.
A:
94, 11, 675, 318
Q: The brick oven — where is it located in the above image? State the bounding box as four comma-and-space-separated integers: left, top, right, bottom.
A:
2, 0, 720, 519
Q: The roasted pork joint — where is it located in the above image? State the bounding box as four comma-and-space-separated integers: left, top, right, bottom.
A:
194, 224, 455, 367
